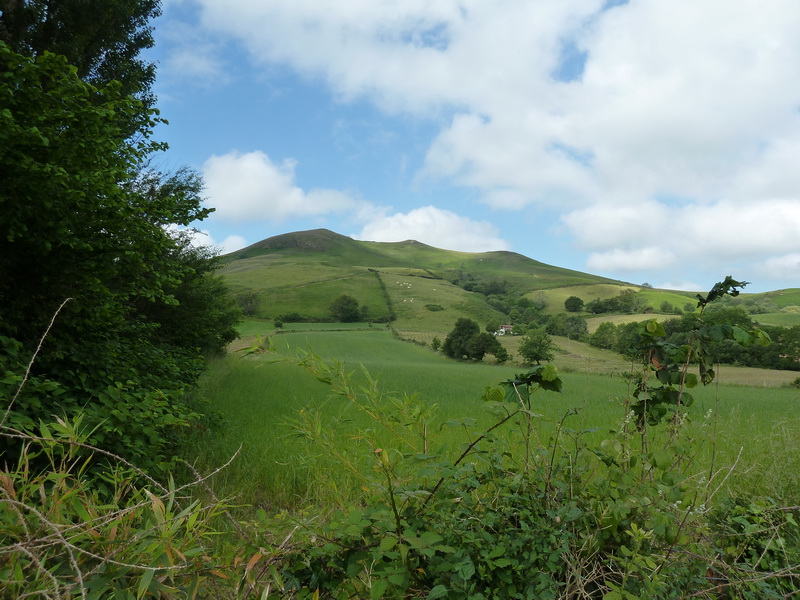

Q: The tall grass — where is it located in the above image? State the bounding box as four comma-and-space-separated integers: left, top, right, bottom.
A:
192, 330, 800, 513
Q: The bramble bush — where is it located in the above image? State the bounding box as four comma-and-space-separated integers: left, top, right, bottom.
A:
0, 415, 239, 598
3, 278, 799, 598
238, 278, 799, 599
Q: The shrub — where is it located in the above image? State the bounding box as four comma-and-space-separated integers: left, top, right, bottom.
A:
240, 277, 800, 598
0, 417, 237, 598
564, 295, 584, 312
518, 327, 556, 364
330, 294, 361, 322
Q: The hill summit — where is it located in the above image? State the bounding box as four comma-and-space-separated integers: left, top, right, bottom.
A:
219, 228, 659, 328
233, 228, 357, 254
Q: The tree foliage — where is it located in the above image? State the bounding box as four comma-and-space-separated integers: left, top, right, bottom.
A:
518, 328, 556, 364
587, 289, 646, 315
0, 41, 239, 474
544, 313, 589, 340
0, 0, 160, 105
330, 294, 361, 322
589, 321, 619, 350
564, 295, 584, 312
442, 318, 481, 359
442, 319, 507, 361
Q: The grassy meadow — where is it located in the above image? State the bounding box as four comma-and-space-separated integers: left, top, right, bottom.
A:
754, 311, 800, 327
193, 325, 800, 515
205, 231, 800, 558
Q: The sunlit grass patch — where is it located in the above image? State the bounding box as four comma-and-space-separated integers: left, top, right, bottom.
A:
198, 330, 800, 512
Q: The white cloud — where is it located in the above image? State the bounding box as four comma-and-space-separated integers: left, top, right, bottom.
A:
354, 206, 509, 252
190, 1, 800, 201
760, 254, 800, 282
157, 19, 231, 85
562, 201, 672, 251
203, 151, 361, 222
180, 0, 800, 282
656, 281, 704, 293
179, 229, 249, 254
587, 247, 677, 272
565, 197, 800, 273
218, 234, 249, 253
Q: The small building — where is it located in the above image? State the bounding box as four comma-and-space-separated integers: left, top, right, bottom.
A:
495, 324, 514, 335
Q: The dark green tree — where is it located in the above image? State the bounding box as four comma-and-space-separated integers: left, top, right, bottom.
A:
465, 332, 504, 361
442, 318, 480, 359
613, 321, 645, 356
586, 298, 614, 314
564, 296, 584, 312
589, 322, 619, 350
518, 328, 556, 364
0, 0, 160, 105
135, 231, 240, 356
545, 314, 588, 340
330, 295, 361, 322
443, 319, 508, 362
617, 289, 645, 314
493, 344, 511, 363
0, 42, 239, 474
236, 291, 261, 316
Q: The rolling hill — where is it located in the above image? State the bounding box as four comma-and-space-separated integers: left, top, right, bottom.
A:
219, 228, 800, 333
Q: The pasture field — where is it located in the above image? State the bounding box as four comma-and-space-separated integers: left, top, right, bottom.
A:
386, 273, 506, 331
754, 311, 800, 327
529, 283, 634, 313
195, 328, 800, 512
585, 313, 672, 333
220, 256, 363, 292
759, 288, 800, 308
637, 287, 697, 309
258, 273, 389, 321
533, 284, 693, 316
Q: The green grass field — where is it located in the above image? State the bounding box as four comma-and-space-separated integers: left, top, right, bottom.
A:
584, 313, 672, 333
755, 288, 800, 308
387, 273, 507, 332
195, 328, 800, 513
754, 311, 800, 327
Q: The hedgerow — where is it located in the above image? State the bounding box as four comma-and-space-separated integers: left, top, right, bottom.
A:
3, 278, 799, 598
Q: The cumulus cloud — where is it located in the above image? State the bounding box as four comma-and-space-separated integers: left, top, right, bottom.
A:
156, 18, 231, 85
179, 0, 800, 282
760, 254, 800, 281
203, 151, 361, 222
354, 206, 509, 252
656, 281, 704, 293
587, 247, 677, 272
178, 229, 248, 254
566, 197, 800, 276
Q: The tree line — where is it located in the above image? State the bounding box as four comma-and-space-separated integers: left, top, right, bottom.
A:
589, 306, 800, 371
0, 1, 240, 476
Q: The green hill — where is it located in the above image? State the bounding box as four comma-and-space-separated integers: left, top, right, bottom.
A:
220, 229, 800, 331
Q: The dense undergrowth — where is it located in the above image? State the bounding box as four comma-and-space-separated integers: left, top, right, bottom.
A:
3, 279, 800, 598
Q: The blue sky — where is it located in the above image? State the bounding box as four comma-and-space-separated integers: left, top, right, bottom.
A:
147, 0, 800, 293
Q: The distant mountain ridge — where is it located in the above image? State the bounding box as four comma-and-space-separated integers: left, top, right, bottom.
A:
225, 228, 613, 281
220, 229, 800, 331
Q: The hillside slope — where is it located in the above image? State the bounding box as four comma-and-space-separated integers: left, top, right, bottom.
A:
220, 229, 800, 332
221, 229, 627, 326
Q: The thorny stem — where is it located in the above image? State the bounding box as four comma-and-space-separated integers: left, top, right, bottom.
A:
545, 410, 573, 502
2, 298, 72, 429
381, 459, 404, 542
420, 408, 521, 510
